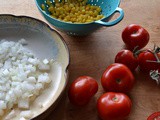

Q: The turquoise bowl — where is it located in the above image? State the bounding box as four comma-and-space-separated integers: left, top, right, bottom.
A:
35, 0, 124, 36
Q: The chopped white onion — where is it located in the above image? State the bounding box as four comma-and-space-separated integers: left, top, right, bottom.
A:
19, 117, 27, 120
18, 39, 28, 45
20, 110, 34, 119
43, 59, 49, 64
0, 100, 6, 109
18, 98, 29, 109
0, 40, 52, 118
38, 62, 50, 71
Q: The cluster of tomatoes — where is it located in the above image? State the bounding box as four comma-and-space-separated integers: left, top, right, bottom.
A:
68, 24, 159, 120
117, 24, 160, 73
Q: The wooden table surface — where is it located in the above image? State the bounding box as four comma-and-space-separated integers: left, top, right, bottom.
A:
1, 0, 160, 120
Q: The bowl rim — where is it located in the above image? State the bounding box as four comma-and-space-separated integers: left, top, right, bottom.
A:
0, 14, 70, 67
0, 14, 70, 120
34, 0, 121, 25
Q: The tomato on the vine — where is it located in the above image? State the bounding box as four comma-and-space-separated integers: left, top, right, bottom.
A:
122, 24, 149, 50
101, 63, 135, 93
138, 49, 160, 72
68, 76, 98, 106
115, 49, 138, 71
97, 92, 132, 120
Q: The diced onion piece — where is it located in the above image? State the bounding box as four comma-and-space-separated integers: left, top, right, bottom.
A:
38, 62, 50, 71
38, 73, 50, 83
18, 39, 28, 45
43, 59, 49, 64
35, 83, 44, 90
27, 77, 36, 83
20, 110, 34, 119
0, 92, 6, 100
3, 69, 9, 76
0, 100, 6, 109
28, 58, 38, 65
18, 99, 29, 109
19, 117, 27, 120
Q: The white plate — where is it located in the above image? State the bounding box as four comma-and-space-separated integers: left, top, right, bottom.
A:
0, 14, 69, 120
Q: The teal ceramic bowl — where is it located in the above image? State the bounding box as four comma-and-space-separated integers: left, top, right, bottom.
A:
35, 0, 124, 36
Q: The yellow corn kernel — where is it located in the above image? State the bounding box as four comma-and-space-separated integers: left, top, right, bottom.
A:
93, 11, 98, 16
41, 4, 45, 10
82, 19, 86, 23
90, 6, 95, 10
61, 0, 65, 4
65, 15, 70, 19
88, 11, 93, 15
75, 3, 80, 7
81, 9, 86, 14
83, 15, 88, 19
69, 4, 74, 8
71, 7, 76, 11
55, 3, 60, 7
55, 11, 60, 16
96, 15, 103, 20
86, 19, 93, 23
51, 15, 57, 19
63, 18, 67, 22
97, 7, 102, 13
58, 18, 62, 21
77, 17, 82, 21
48, 6, 54, 12
75, 12, 79, 16
55, 0, 59, 3
66, 6, 71, 11
82, 1, 86, 5
46, 0, 52, 6
70, 18, 76, 22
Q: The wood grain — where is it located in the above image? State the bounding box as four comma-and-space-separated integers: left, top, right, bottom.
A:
0, 0, 160, 120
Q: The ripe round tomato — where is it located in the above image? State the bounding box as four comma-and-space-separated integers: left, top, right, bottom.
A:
138, 49, 160, 72
147, 112, 160, 120
68, 76, 98, 106
97, 92, 132, 120
122, 24, 149, 50
115, 49, 138, 71
101, 63, 135, 93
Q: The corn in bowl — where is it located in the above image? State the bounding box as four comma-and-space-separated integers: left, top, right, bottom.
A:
41, 0, 104, 23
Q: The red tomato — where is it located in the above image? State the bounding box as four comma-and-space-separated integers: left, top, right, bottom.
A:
101, 63, 135, 93
97, 92, 132, 120
68, 76, 98, 106
138, 49, 160, 72
147, 112, 160, 120
115, 49, 138, 71
122, 24, 149, 50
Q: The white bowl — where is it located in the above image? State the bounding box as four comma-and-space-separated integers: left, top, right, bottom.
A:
0, 14, 69, 120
